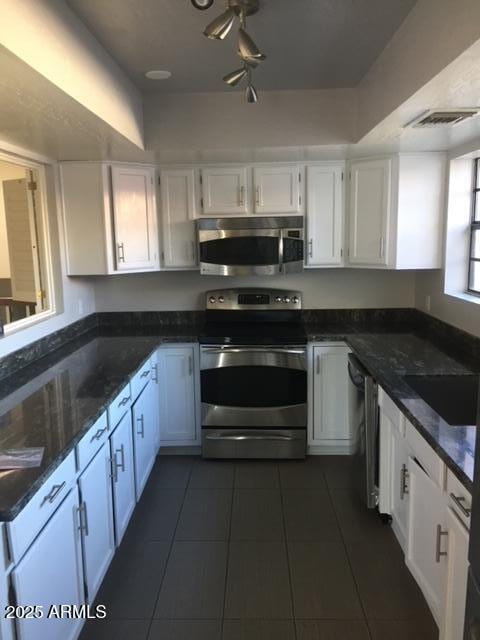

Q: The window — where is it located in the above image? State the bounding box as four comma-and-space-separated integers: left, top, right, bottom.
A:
0, 155, 55, 334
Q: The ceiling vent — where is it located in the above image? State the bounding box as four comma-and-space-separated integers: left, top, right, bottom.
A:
407, 109, 480, 128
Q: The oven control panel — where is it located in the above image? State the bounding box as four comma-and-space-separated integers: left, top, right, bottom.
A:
205, 288, 302, 311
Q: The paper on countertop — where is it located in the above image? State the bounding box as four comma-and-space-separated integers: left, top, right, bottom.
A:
0, 447, 44, 469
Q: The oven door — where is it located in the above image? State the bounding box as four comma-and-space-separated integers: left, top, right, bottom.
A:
199, 229, 303, 276
200, 345, 307, 428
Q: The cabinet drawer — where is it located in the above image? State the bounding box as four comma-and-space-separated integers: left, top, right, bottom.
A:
76, 411, 108, 472
130, 357, 152, 401
405, 420, 445, 487
378, 387, 404, 435
446, 468, 472, 530
8, 451, 76, 563
108, 383, 132, 429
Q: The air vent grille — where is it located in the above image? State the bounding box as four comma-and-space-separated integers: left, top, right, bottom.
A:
408, 109, 480, 128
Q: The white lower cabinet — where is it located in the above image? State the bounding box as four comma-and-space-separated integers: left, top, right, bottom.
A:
441, 507, 469, 640
132, 379, 158, 499
11, 488, 84, 640
110, 410, 136, 544
77, 442, 115, 602
309, 344, 352, 453
157, 345, 199, 446
406, 456, 447, 623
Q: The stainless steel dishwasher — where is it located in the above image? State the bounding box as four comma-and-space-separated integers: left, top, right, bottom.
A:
348, 353, 379, 509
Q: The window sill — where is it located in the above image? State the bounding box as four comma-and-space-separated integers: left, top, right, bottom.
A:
2, 309, 57, 337
444, 290, 480, 306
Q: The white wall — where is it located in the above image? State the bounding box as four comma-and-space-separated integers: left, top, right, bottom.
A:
145, 90, 357, 160
93, 269, 416, 312
0, 0, 144, 148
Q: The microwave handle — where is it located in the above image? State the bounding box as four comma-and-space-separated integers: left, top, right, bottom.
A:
279, 229, 284, 273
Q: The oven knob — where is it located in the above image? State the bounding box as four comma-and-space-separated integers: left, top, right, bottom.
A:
292, 296, 299, 304
209, 296, 216, 304
283, 296, 290, 303
218, 296, 225, 303
275, 296, 282, 302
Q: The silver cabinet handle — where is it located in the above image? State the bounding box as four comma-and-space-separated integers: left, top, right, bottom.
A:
77, 501, 89, 537
239, 185, 246, 207
450, 493, 471, 518
110, 453, 118, 483
117, 242, 125, 263
137, 415, 145, 438
152, 363, 158, 383
118, 396, 130, 408
308, 239, 313, 258
255, 185, 261, 206
116, 444, 125, 473
435, 524, 448, 563
90, 426, 108, 443
188, 355, 193, 376
400, 464, 409, 500
316, 354, 320, 375
40, 481, 66, 507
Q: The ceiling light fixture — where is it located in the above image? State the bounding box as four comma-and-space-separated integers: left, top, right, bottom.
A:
145, 70, 172, 80
191, 0, 214, 9
193, 0, 265, 103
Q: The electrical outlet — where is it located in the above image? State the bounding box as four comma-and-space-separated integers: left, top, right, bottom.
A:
425, 295, 431, 312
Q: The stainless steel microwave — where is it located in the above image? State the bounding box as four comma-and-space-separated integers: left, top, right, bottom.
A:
198, 216, 304, 276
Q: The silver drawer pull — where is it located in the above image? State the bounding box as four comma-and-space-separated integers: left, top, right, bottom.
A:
435, 524, 448, 563
152, 363, 158, 383
206, 434, 296, 442
115, 444, 126, 473
77, 501, 89, 537
141, 370, 150, 378
450, 493, 471, 518
118, 396, 130, 408
40, 481, 66, 507
90, 426, 108, 443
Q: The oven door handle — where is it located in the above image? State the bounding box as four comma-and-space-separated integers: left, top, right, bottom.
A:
201, 348, 306, 355
205, 433, 298, 442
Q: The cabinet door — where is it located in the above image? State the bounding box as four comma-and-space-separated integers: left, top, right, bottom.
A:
200, 166, 249, 215
110, 411, 136, 544
111, 165, 158, 271
158, 347, 197, 444
160, 169, 198, 269
441, 507, 469, 640
253, 165, 301, 214
12, 489, 84, 640
406, 456, 447, 622
390, 425, 410, 550
348, 158, 391, 266
132, 380, 157, 499
152, 353, 161, 451
311, 345, 350, 444
78, 443, 115, 603
306, 165, 343, 266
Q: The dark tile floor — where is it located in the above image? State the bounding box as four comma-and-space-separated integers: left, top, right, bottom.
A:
80, 456, 438, 640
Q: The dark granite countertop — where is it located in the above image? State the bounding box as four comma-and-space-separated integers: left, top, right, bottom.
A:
0, 316, 477, 520
307, 324, 478, 491
0, 327, 198, 521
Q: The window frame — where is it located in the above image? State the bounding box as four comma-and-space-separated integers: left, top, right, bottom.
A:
0, 150, 57, 336
467, 158, 480, 295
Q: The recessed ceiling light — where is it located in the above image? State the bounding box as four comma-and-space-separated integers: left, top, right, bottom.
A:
191, 0, 214, 9
145, 70, 172, 80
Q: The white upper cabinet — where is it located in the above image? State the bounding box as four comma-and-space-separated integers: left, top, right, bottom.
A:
306, 164, 344, 267
253, 165, 301, 214
61, 162, 159, 275
347, 154, 446, 269
200, 166, 249, 215
110, 165, 158, 271
160, 169, 198, 269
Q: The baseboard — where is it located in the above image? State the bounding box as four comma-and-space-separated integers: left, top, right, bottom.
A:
308, 442, 356, 455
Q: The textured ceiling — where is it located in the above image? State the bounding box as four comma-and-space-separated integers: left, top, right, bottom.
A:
66, 0, 417, 93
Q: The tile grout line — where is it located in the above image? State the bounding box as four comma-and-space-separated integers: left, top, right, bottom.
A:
220, 464, 237, 636
278, 463, 298, 640
145, 457, 194, 639
323, 473, 374, 640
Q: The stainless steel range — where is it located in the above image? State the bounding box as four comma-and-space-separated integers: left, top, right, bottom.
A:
199, 288, 307, 459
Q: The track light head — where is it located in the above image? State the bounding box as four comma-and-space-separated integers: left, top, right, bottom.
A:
223, 67, 248, 86
246, 83, 258, 103
203, 8, 235, 40
238, 27, 266, 63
